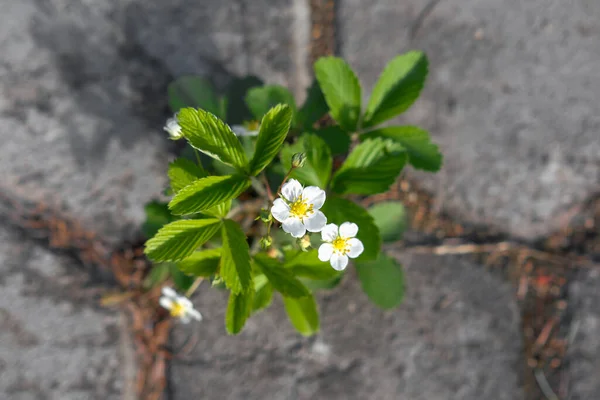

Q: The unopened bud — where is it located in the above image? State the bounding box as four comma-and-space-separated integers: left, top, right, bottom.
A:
163, 116, 183, 140
298, 235, 311, 252
267, 247, 283, 260
259, 208, 272, 223
260, 236, 273, 250
291, 152, 307, 168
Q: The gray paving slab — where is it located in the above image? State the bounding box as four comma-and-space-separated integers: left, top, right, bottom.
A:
339, 0, 600, 240
567, 267, 600, 400
170, 253, 523, 400
0, 225, 124, 400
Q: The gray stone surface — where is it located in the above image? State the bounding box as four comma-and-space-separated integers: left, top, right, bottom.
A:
339, 0, 600, 240
568, 268, 600, 400
170, 253, 523, 400
0, 225, 123, 400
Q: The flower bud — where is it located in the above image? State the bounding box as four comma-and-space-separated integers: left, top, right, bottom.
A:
164, 116, 183, 140
258, 208, 272, 223
291, 152, 307, 168
298, 235, 311, 252
260, 236, 273, 250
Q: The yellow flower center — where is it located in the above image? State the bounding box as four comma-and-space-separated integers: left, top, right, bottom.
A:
169, 302, 186, 318
332, 237, 349, 255
289, 196, 313, 218
245, 120, 260, 131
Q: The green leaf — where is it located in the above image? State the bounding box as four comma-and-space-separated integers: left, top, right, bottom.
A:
142, 201, 176, 239
177, 248, 221, 277
168, 76, 221, 117
168, 158, 207, 194
169, 263, 195, 292
226, 287, 254, 334
281, 133, 332, 188
253, 254, 310, 298
368, 201, 407, 242
169, 175, 251, 216
245, 85, 296, 121
362, 126, 442, 171
363, 51, 428, 128
177, 107, 248, 170
314, 57, 361, 132
311, 126, 351, 156
144, 219, 222, 262
220, 219, 253, 294
321, 197, 381, 261
248, 104, 293, 176
299, 275, 343, 291
225, 76, 264, 124
142, 263, 170, 289
297, 79, 329, 130
283, 295, 319, 336
253, 282, 274, 313
355, 253, 405, 309
284, 250, 341, 280
331, 138, 407, 195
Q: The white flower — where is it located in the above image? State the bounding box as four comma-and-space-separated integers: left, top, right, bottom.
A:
231, 120, 260, 137
271, 179, 327, 238
164, 115, 183, 140
159, 287, 202, 323
318, 222, 364, 271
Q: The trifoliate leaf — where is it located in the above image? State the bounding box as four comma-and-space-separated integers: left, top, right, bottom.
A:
355, 253, 405, 309
310, 125, 351, 156
314, 57, 361, 132
321, 197, 381, 261
253, 254, 310, 298
248, 104, 293, 176
169, 175, 251, 216
297, 79, 329, 130
177, 248, 222, 277
169, 263, 195, 292
145, 219, 222, 262
284, 250, 341, 280
362, 126, 442, 171
177, 107, 248, 171
168, 76, 221, 117
281, 133, 332, 188
368, 201, 407, 242
362, 51, 428, 128
252, 282, 273, 313
168, 158, 207, 194
283, 295, 319, 336
226, 287, 254, 334
245, 85, 297, 122
142, 201, 177, 239
331, 138, 407, 195
220, 219, 252, 294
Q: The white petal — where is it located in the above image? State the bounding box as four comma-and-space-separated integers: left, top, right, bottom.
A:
302, 186, 326, 209
230, 125, 247, 136
320, 224, 339, 242
161, 287, 178, 299
330, 254, 349, 271
318, 243, 334, 262
304, 211, 327, 232
188, 308, 203, 321
159, 297, 173, 311
271, 198, 290, 222
347, 238, 364, 258
281, 179, 303, 202
177, 297, 193, 309
282, 217, 306, 238
180, 315, 192, 324
339, 222, 359, 238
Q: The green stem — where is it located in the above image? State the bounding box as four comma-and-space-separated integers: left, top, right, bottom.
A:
276, 166, 296, 197
185, 277, 203, 298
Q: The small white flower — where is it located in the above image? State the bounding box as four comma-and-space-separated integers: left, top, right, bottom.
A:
271, 179, 327, 238
318, 222, 364, 271
231, 120, 260, 137
164, 115, 183, 140
159, 287, 202, 323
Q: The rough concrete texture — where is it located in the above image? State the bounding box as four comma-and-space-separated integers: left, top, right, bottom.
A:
567, 268, 600, 400
339, 0, 600, 240
0, 226, 123, 400
170, 253, 523, 400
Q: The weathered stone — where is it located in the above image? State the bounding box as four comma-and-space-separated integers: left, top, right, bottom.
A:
339, 0, 600, 240
170, 253, 523, 400
0, 226, 124, 400
567, 268, 600, 400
